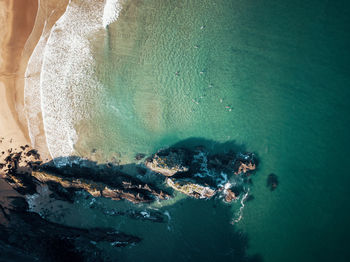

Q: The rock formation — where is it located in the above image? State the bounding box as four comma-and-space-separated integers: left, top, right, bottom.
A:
224, 188, 237, 203
166, 178, 216, 199
145, 148, 190, 176
0, 142, 259, 261
0, 146, 170, 204
145, 147, 257, 202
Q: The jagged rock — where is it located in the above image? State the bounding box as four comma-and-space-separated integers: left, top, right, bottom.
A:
31, 170, 170, 204
146, 148, 257, 201
145, 148, 190, 176
166, 178, 216, 199
1, 144, 258, 207
233, 153, 256, 175
224, 189, 237, 203
234, 162, 256, 175
0, 146, 171, 204
25, 149, 40, 160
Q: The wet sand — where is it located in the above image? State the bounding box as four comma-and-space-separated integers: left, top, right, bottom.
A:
0, 0, 68, 157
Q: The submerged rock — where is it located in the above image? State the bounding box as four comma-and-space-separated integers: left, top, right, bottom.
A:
102, 208, 167, 223
135, 153, 146, 161
267, 173, 278, 191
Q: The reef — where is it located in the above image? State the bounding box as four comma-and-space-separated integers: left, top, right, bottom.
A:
145, 147, 257, 202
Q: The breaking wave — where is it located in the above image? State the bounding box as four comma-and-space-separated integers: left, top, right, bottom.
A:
24, 0, 123, 163
103, 0, 122, 28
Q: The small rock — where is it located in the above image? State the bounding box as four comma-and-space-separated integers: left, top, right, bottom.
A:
135, 153, 146, 161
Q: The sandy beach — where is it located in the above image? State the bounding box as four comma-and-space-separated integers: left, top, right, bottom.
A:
0, 0, 68, 159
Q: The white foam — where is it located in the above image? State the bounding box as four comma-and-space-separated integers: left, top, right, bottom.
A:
38, 0, 107, 161
103, 0, 122, 28
40, 0, 103, 160
232, 190, 249, 224
24, 0, 124, 163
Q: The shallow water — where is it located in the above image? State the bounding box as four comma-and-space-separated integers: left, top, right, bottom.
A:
27, 0, 350, 261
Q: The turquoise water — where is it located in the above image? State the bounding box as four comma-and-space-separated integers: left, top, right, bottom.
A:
65, 0, 350, 261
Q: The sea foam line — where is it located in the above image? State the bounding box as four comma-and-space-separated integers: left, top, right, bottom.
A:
37, 0, 122, 162
231, 190, 249, 224
103, 0, 122, 28
24, 2, 69, 158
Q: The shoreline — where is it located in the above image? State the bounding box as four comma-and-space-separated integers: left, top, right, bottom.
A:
0, 0, 68, 159
0, 0, 38, 150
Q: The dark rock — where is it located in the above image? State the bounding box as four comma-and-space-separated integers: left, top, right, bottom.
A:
46, 181, 78, 203
26, 149, 40, 160
4, 170, 39, 195
0, 195, 141, 262
267, 173, 278, 191
135, 153, 146, 160
1, 146, 171, 205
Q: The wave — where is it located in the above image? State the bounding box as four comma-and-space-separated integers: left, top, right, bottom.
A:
24, 0, 123, 163
103, 0, 122, 28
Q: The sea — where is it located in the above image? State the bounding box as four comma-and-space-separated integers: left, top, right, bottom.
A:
24, 0, 350, 261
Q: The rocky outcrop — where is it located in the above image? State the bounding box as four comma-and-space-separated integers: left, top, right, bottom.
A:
30, 170, 169, 204
0, 146, 170, 204
223, 189, 237, 203
166, 178, 216, 199
1, 144, 258, 204
146, 148, 257, 201
145, 148, 190, 176
0, 142, 260, 261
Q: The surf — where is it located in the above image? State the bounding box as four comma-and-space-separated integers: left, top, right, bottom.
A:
24, 0, 123, 163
